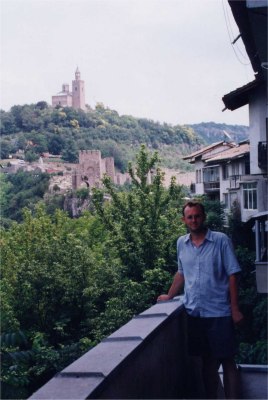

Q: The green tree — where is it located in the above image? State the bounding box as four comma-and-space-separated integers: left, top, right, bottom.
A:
1, 330, 33, 399
61, 139, 78, 162
16, 135, 28, 152
227, 200, 254, 249
36, 101, 49, 110
234, 246, 267, 365
202, 197, 226, 231
28, 133, 48, 154
9, 105, 25, 130
1, 140, 12, 159
93, 145, 185, 281
24, 151, 40, 163
47, 134, 65, 155
0, 205, 121, 397
1, 170, 50, 222
0, 110, 17, 135
0, 173, 12, 215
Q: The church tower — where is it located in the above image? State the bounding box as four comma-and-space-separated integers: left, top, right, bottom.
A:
72, 67, 86, 110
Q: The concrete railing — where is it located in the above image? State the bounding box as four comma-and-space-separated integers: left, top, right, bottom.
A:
29, 297, 203, 399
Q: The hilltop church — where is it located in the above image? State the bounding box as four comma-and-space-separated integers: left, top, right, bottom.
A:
52, 67, 86, 110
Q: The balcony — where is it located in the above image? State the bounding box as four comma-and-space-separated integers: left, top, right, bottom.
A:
202, 166, 220, 197
203, 181, 220, 192
229, 175, 241, 189
258, 141, 267, 171
251, 211, 268, 294
28, 298, 267, 400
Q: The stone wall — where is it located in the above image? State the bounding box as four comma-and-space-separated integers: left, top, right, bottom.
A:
52, 93, 72, 108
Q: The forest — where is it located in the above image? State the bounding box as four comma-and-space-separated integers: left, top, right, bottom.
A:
0, 103, 263, 399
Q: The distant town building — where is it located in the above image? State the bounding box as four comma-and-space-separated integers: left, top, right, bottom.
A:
52, 67, 86, 110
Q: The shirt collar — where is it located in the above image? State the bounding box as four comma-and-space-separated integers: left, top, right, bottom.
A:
184, 228, 213, 243
205, 229, 214, 242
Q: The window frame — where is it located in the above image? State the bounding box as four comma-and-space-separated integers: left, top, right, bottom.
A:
243, 182, 257, 210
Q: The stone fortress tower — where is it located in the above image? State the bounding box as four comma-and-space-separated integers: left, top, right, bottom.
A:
72, 150, 115, 190
72, 67, 85, 110
52, 67, 86, 110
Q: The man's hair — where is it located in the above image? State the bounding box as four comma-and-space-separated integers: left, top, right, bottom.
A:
182, 200, 206, 216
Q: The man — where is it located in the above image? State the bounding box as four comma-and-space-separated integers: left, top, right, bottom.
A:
158, 200, 244, 399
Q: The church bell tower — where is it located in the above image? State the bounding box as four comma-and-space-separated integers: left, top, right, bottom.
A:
72, 67, 86, 110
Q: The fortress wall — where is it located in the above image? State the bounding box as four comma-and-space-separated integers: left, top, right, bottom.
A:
104, 157, 115, 182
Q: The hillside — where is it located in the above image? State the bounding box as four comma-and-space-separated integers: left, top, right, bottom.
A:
189, 121, 249, 144
0, 102, 249, 172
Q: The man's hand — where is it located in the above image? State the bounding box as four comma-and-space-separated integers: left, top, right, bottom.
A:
232, 308, 244, 325
157, 294, 172, 302
229, 274, 244, 326
156, 272, 184, 303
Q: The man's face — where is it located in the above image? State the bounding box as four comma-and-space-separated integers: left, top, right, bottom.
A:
182, 205, 206, 233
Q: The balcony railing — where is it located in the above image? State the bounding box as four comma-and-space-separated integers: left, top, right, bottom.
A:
258, 141, 267, 170
29, 298, 197, 400
229, 174, 241, 189
203, 182, 220, 192
28, 297, 268, 400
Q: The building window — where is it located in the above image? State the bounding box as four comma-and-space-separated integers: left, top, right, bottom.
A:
231, 162, 239, 176
203, 166, 219, 183
244, 157, 250, 175
243, 183, 257, 210
222, 164, 229, 180
196, 169, 202, 183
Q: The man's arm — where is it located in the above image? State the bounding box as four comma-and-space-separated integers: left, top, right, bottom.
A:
157, 272, 185, 301
229, 273, 244, 325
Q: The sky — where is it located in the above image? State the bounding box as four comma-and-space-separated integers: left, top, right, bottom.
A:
1, 0, 255, 126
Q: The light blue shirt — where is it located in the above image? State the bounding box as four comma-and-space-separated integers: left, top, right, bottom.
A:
177, 229, 241, 317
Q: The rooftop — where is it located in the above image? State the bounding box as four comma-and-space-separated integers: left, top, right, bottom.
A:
205, 143, 250, 163
183, 141, 235, 163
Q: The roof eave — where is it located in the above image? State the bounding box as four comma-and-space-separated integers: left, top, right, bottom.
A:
206, 153, 249, 163
228, 1, 267, 78
222, 79, 261, 111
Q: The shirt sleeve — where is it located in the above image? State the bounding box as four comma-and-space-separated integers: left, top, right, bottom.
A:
222, 234, 241, 276
177, 237, 184, 275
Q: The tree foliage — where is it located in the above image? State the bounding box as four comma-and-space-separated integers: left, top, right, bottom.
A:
0, 147, 185, 397
233, 246, 267, 365
0, 170, 50, 223
1, 206, 110, 397
92, 145, 186, 280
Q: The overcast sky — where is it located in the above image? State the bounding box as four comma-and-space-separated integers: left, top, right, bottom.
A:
1, 0, 255, 126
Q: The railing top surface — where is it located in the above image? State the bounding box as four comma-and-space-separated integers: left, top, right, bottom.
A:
29, 297, 184, 400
